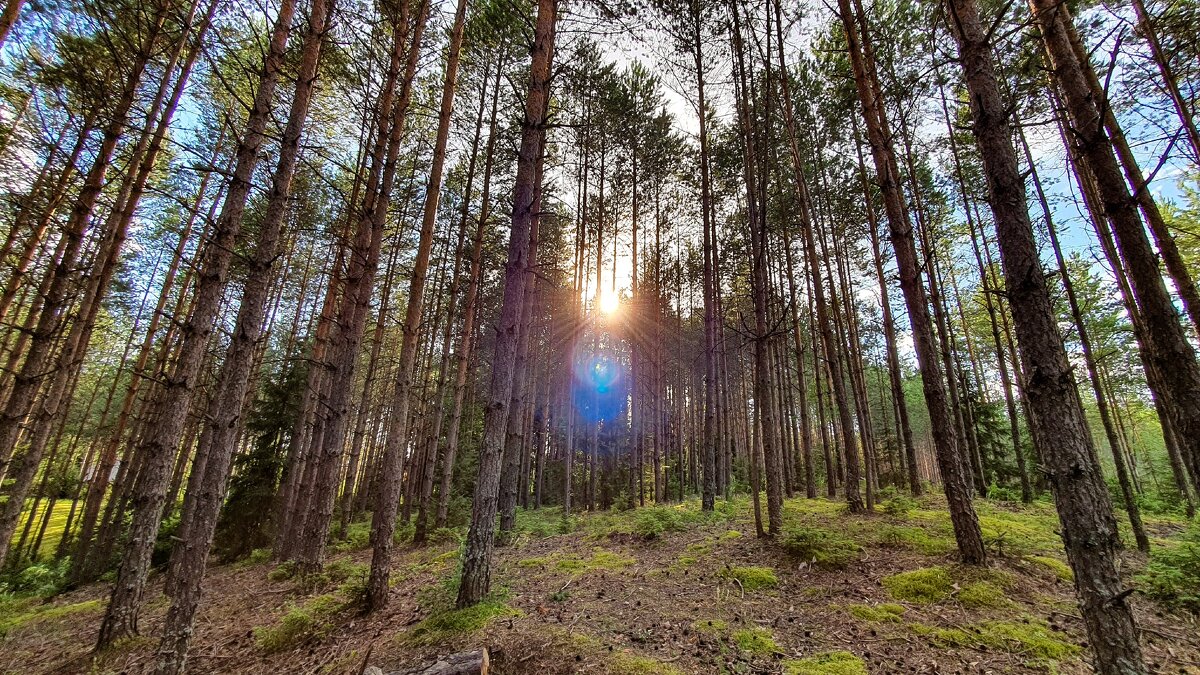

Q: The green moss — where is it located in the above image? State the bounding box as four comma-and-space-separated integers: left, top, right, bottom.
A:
0, 598, 103, 636
883, 567, 953, 604
848, 603, 906, 623
782, 651, 867, 674
875, 525, 957, 556
1027, 555, 1074, 582
720, 529, 743, 540
517, 556, 551, 568
720, 566, 778, 591
691, 618, 728, 634
554, 547, 636, 573
910, 618, 1080, 664
957, 581, 1010, 609
402, 599, 520, 646
610, 651, 686, 674
779, 526, 861, 569
732, 626, 778, 655
673, 540, 713, 569
254, 594, 344, 653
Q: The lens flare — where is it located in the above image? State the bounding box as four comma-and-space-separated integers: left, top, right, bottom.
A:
599, 289, 620, 315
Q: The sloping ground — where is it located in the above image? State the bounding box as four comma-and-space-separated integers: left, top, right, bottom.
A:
2, 494, 1197, 674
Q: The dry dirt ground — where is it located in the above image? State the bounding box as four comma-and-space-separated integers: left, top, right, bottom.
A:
2, 494, 1197, 674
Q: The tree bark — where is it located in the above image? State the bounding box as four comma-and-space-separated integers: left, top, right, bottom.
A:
946, 0, 1146, 669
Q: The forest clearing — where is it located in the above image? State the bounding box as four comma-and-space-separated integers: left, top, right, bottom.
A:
2, 495, 1197, 674
1, 0, 1200, 670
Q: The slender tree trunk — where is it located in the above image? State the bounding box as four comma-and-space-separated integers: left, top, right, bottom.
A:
837, 0, 984, 560
457, 0, 557, 608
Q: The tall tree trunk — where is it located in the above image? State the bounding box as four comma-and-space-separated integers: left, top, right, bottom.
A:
837, 0, 984, 561
1031, 0, 1200, 507
154, 0, 331, 667
946, 0, 1146, 670
367, 0, 468, 609
94, 0, 298, 648
457, 0, 557, 608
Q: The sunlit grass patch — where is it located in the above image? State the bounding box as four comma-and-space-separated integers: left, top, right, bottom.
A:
0, 598, 103, 637
554, 547, 636, 573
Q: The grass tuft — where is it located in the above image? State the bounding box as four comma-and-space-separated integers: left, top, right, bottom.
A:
254, 594, 344, 653
402, 598, 519, 646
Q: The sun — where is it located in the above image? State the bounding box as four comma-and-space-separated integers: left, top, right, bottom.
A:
599, 289, 620, 315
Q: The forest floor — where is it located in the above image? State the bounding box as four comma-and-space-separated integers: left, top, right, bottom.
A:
2, 492, 1198, 674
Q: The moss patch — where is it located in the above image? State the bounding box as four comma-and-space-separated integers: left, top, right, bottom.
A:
910, 618, 1080, 663
402, 599, 519, 646
783, 650, 868, 674
874, 525, 956, 556
848, 603, 905, 623
554, 548, 636, 573
691, 618, 728, 634
0, 598, 103, 637
1027, 555, 1074, 582
732, 626, 778, 655
719, 565, 778, 591
957, 581, 1010, 609
883, 567, 954, 604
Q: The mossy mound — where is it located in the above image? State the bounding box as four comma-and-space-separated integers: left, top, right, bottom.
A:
910, 618, 1080, 664
847, 603, 906, 623
779, 526, 862, 569
783, 651, 867, 674
719, 565, 778, 591
883, 567, 954, 604
732, 626, 778, 655
957, 581, 1010, 608
1027, 555, 1074, 582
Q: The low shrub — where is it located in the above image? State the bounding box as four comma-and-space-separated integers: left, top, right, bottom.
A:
1137, 523, 1200, 613
779, 527, 860, 569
